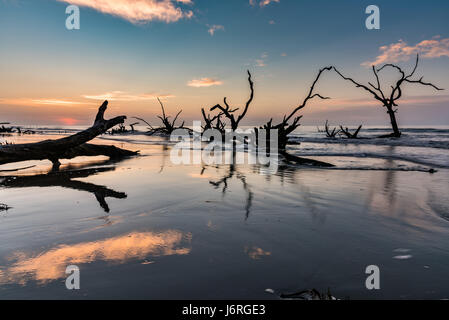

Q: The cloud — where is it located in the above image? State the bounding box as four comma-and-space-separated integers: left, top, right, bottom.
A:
255, 52, 268, 67
56, 0, 194, 24
256, 59, 266, 67
207, 24, 224, 36
187, 78, 223, 87
0, 98, 89, 107
250, 0, 280, 7
83, 91, 173, 101
362, 37, 449, 67
259, 0, 280, 7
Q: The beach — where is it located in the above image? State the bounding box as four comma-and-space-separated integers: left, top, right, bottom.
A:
0, 126, 448, 299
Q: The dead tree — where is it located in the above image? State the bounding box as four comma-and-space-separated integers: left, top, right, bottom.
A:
0, 101, 137, 167
201, 108, 226, 133
129, 122, 139, 132
257, 67, 332, 150
318, 120, 340, 138
333, 55, 443, 138
153, 98, 187, 135
0, 203, 10, 212
135, 98, 189, 136
132, 117, 154, 132
0, 124, 14, 133
339, 125, 362, 139
209, 70, 254, 131
110, 123, 127, 135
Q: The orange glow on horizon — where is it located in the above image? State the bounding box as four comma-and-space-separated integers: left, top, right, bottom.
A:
59, 117, 79, 126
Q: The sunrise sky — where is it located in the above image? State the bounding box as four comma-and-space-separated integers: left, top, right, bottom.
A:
0, 0, 448, 126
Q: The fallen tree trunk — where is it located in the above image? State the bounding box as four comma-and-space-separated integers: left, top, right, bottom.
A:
0, 101, 138, 166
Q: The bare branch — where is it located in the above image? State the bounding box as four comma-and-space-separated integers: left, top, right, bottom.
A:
237, 70, 254, 124
284, 66, 333, 123
333, 67, 384, 104
209, 70, 255, 131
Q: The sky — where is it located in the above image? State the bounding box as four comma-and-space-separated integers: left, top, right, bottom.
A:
0, 0, 448, 126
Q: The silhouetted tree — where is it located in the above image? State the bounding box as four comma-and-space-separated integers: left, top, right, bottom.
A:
0, 101, 137, 168
134, 98, 190, 135
209, 70, 254, 131
334, 55, 443, 138
201, 108, 226, 133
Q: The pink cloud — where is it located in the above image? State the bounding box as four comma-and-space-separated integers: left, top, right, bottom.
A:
207, 25, 224, 36
259, 0, 280, 7
362, 37, 449, 67
57, 0, 194, 24
0, 98, 90, 107
250, 0, 280, 7
83, 91, 173, 101
187, 78, 223, 87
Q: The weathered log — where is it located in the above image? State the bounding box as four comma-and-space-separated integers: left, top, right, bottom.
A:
0, 101, 138, 166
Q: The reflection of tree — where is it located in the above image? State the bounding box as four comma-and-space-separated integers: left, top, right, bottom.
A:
206, 162, 254, 220
362, 148, 398, 215
0, 203, 10, 212
202, 151, 333, 221
0, 166, 127, 213
427, 190, 449, 222
158, 144, 169, 174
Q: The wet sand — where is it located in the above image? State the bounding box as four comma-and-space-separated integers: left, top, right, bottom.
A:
0, 132, 449, 299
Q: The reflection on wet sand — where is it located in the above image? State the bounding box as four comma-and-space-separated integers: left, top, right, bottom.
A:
200, 154, 327, 221
0, 230, 191, 285
205, 163, 254, 220
0, 166, 126, 213
244, 246, 271, 260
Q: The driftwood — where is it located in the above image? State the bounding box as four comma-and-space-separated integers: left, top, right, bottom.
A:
0, 125, 14, 133
280, 288, 335, 300
339, 125, 362, 139
0, 166, 127, 212
110, 122, 139, 134
0, 203, 11, 212
318, 120, 340, 138
135, 98, 190, 136
334, 55, 443, 138
129, 122, 139, 132
0, 101, 137, 167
